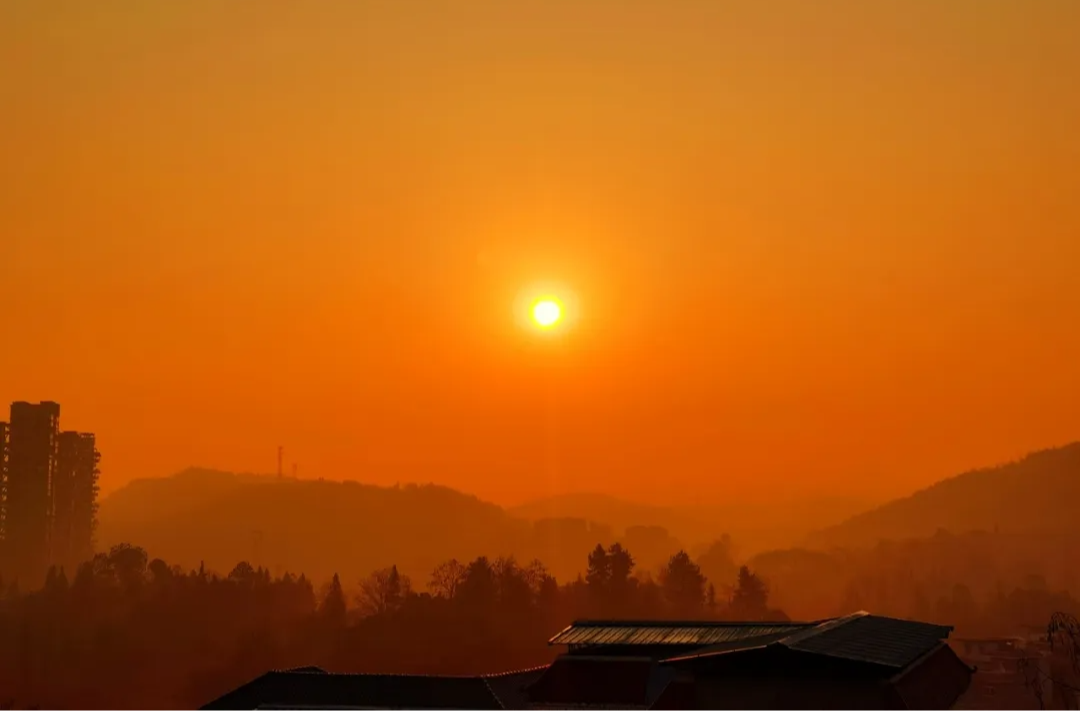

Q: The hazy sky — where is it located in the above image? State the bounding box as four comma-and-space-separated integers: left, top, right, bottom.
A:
2, 0, 1078, 506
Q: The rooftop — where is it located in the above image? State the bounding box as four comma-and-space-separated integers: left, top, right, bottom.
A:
200, 669, 505, 710
664, 612, 955, 670
549, 619, 813, 648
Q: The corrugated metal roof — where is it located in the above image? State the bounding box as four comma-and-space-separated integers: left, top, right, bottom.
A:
784, 612, 954, 669
661, 612, 956, 671
549, 620, 814, 647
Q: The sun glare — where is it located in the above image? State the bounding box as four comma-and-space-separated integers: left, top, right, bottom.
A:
532, 299, 562, 328
515, 282, 577, 335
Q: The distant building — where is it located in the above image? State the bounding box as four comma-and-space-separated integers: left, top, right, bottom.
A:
0, 402, 101, 585
52, 431, 101, 571
3, 401, 61, 583
200, 611, 974, 709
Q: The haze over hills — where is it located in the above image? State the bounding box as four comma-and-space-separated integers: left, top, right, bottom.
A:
808, 442, 1080, 549
96, 441, 1080, 589
98, 468, 534, 585
96, 467, 870, 586
511, 492, 877, 558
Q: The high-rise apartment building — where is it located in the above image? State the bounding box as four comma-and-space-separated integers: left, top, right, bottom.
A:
0, 402, 102, 585
4, 401, 61, 583
54, 431, 101, 570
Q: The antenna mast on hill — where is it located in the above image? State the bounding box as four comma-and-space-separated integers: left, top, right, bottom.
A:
277, 445, 283, 479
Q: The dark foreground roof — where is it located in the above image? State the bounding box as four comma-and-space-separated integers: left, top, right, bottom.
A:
480, 665, 551, 710
200, 668, 505, 710
663, 612, 955, 671
526, 655, 676, 708
891, 643, 975, 710
780, 612, 954, 669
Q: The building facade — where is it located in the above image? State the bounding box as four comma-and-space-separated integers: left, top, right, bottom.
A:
0, 402, 100, 585
3, 401, 61, 584
53, 431, 101, 571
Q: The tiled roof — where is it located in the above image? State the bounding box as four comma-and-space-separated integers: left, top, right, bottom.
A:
199, 670, 504, 710
549, 619, 814, 648
664, 611, 957, 671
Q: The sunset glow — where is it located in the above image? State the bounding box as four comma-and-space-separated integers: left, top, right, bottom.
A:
1, 0, 1077, 510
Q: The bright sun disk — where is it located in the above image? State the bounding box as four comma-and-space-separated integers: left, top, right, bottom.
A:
532, 300, 562, 328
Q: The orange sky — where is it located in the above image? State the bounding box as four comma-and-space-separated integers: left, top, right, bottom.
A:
2, 0, 1078, 507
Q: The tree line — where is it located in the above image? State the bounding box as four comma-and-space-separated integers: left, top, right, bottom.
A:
0, 541, 782, 710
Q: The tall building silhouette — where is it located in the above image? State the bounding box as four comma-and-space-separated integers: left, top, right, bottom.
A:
0, 401, 101, 585
54, 431, 101, 570
3, 401, 61, 583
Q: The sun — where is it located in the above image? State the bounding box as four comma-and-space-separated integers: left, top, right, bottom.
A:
532, 299, 563, 328
515, 282, 577, 335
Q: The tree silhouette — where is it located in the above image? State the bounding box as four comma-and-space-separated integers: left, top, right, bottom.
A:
583, 543, 636, 615
585, 544, 609, 590
493, 557, 533, 611
228, 561, 257, 587
697, 536, 738, 599
107, 543, 149, 589
730, 565, 769, 620
427, 559, 467, 600
147, 558, 173, 586
318, 573, 347, 627
457, 557, 498, 612
1020, 612, 1080, 709
608, 544, 635, 598
660, 550, 706, 617
357, 566, 411, 617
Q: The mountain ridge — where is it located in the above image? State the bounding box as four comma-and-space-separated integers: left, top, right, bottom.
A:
808, 441, 1080, 549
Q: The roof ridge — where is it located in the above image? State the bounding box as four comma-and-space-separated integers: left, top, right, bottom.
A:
775, 611, 870, 647
268, 670, 488, 680
567, 618, 817, 627
481, 663, 552, 678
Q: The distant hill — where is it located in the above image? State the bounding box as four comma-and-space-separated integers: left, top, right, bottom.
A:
510, 493, 682, 536
511, 492, 875, 559
808, 442, 1080, 549
95, 467, 882, 588
98, 469, 532, 585
97, 467, 273, 524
